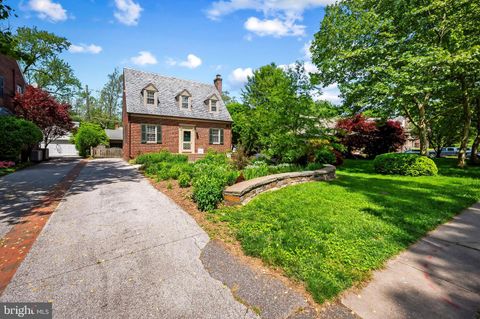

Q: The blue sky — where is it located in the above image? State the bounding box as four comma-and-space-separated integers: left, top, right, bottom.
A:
10, 0, 340, 102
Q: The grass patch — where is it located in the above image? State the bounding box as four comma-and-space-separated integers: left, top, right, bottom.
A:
212, 158, 480, 303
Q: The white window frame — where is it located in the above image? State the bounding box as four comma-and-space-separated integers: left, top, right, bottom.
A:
210, 128, 221, 145
146, 90, 156, 105
146, 125, 157, 143
180, 95, 190, 109
210, 99, 218, 112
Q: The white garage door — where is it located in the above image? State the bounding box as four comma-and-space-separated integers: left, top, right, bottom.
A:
46, 142, 79, 157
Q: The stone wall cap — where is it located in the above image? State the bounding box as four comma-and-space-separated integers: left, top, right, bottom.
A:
224, 165, 336, 197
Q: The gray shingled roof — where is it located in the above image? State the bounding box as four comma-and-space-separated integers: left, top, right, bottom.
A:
124, 68, 232, 122
105, 127, 123, 140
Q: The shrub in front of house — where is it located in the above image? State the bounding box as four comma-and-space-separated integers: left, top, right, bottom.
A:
192, 152, 239, 211
178, 173, 191, 188
0, 116, 42, 161
373, 153, 438, 176
73, 122, 109, 157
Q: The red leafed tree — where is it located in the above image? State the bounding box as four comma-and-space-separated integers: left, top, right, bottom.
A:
336, 114, 406, 158
12, 85, 73, 147
365, 120, 406, 157
336, 114, 376, 157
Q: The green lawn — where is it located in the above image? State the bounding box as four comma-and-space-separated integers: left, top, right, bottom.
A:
213, 159, 480, 303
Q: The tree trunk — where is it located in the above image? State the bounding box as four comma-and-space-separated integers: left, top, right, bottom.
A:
457, 79, 472, 168
417, 103, 428, 156
470, 98, 480, 164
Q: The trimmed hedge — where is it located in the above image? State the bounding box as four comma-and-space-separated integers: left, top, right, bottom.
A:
373, 153, 438, 176
0, 116, 42, 161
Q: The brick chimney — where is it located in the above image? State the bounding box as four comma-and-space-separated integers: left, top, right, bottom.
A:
214, 74, 222, 95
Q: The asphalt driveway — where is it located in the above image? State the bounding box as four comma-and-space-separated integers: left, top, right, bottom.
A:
0, 158, 80, 239
0, 159, 258, 318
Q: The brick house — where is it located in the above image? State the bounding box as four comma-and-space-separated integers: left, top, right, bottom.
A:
122, 69, 232, 159
0, 54, 26, 116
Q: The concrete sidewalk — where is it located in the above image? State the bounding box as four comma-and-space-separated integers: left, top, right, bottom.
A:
342, 203, 480, 319
0, 158, 80, 239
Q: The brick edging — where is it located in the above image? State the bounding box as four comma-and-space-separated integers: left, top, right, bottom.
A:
0, 160, 87, 295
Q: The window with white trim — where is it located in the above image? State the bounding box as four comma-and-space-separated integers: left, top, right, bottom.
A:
209, 128, 224, 145
16, 85, 23, 94
146, 125, 157, 143
181, 96, 190, 109
146, 90, 155, 105
210, 100, 217, 112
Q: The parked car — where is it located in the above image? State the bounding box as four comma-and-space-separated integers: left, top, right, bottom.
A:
441, 147, 458, 157
404, 149, 421, 154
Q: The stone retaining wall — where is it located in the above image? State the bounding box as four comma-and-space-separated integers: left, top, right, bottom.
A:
224, 164, 336, 205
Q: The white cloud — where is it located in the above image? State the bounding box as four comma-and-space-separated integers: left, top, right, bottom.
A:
207, 0, 336, 20
131, 51, 158, 66
244, 17, 305, 37
28, 0, 67, 22
180, 54, 203, 69
207, 0, 335, 38
321, 83, 342, 104
69, 44, 103, 54
303, 41, 312, 59
229, 67, 254, 88
114, 0, 142, 26
167, 54, 203, 69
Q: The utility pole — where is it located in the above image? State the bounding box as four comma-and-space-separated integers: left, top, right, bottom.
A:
86, 85, 90, 121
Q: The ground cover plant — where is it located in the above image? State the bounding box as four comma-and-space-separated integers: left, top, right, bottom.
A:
212, 158, 480, 303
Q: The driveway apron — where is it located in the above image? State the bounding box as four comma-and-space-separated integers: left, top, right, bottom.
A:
0, 159, 258, 319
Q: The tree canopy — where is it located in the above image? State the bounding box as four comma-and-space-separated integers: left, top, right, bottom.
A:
12, 85, 73, 147
311, 0, 480, 167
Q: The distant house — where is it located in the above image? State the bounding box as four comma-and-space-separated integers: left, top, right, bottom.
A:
105, 127, 123, 148
122, 69, 233, 159
0, 54, 26, 116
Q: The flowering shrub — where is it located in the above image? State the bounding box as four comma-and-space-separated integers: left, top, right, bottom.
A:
0, 161, 15, 168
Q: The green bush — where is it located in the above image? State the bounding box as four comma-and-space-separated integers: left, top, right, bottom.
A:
73, 122, 109, 157
373, 153, 438, 176
0, 116, 42, 161
314, 147, 336, 165
178, 173, 191, 188
192, 151, 239, 211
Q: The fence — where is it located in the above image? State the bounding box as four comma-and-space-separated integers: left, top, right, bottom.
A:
92, 145, 123, 158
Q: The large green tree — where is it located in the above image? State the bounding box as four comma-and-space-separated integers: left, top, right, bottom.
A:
14, 27, 81, 102
241, 63, 325, 163
98, 68, 123, 127
311, 0, 480, 167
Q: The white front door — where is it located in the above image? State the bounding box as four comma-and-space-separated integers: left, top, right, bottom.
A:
180, 128, 195, 153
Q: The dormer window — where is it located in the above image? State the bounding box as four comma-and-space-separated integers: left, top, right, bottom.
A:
142, 84, 158, 106
210, 100, 217, 112
181, 96, 190, 109
206, 94, 219, 112
176, 89, 192, 110
146, 90, 155, 105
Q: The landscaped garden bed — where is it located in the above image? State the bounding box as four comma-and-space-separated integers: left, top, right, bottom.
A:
134, 150, 329, 211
